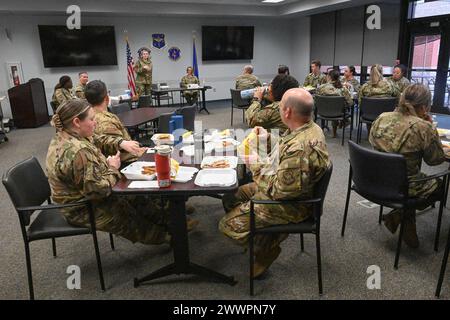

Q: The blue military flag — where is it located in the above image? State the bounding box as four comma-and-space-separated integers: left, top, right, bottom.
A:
193, 37, 199, 78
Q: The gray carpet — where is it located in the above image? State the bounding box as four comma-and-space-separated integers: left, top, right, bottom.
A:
0, 100, 449, 300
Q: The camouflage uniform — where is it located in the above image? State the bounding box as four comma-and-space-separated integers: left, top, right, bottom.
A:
303, 73, 327, 88
369, 110, 445, 198
52, 88, 74, 110
316, 83, 354, 107
93, 109, 138, 165
181, 74, 200, 105
74, 83, 86, 99
245, 100, 288, 135
235, 74, 262, 90
134, 58, 153, 96
46, 130, 168, 245
358, 79, 399, 105
342, 77, 360, 94
220, 120, 330, 256
388, 76, 410, 93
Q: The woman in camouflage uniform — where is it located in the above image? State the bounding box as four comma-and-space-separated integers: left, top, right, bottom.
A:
51, 76, 75, 111
46, 99, 169, 245
316, 69, 354, 138
180, 66, 200, 105
134, 47, 153, 97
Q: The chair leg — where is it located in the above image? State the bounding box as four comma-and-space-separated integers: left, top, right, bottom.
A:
24, 241, 34, 300
91, 230, 105, 291
434, 199, 445, 252
315, 233, 323, 295
341, 186, 352, 236
436, 226, 450, 298
341, 123, 345, 146
300, 234, 304, 252
231, 105, 234, 126
445, 176, 450, 208
379, 206, 383, 225
109, 233, 115, 251
394, 215, 405, 270
249, 232, 254, 296
51, 238, 57, 257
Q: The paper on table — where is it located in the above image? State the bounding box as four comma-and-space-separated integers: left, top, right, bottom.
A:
128, 181, 160, 189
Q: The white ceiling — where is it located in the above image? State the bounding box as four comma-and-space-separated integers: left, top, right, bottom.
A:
0, 0, 395, 17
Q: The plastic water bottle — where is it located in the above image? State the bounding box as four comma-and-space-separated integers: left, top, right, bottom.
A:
240, 88, 256, 100
432, 115, 438, 129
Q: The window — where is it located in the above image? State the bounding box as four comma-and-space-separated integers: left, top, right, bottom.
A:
410, 0, 450, 19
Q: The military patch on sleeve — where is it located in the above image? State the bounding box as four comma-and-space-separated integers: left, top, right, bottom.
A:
280, 170, 296, 186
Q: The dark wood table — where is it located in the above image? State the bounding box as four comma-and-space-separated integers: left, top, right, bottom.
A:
152, 86, 212, 114
113, 152, 238, 287
117, 107, 177, 130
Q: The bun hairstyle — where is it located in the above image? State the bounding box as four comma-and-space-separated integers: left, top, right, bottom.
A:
51, 99, 91, 132
54, 75, 71, 90
397, 83, 431, 116
329, 69, 343, 89
369, 64, 384, 85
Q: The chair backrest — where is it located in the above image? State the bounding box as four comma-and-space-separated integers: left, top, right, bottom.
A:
177, 106, 196, 131
158, 112, 175, 133
138, 95, 153, 108
313, 163, 333, 218
2, 157, 51, 226
314, 95, 347, 118
359, 97, 397, 121
50, 101, 58, 113
110, 102, 131, 115
348, 140, 408, 203
230, 89, 251, 108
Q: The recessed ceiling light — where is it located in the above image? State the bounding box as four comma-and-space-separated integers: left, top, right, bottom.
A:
262, 0, 285, 3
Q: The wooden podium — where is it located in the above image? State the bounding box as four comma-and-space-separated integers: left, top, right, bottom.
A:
8, 78, 49, 128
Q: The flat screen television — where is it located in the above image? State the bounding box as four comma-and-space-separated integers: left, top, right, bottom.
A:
38, 25, 118, 68
202, 26, 254, 61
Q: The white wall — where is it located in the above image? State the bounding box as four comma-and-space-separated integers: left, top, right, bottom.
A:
0, 14, 311, 118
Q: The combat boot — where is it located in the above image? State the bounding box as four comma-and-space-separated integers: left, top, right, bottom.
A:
253, 246, 282, 279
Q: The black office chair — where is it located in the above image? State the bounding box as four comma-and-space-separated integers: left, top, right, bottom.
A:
157, 112, 175, 133
138, 95, 153, 108
314, 95, 352, 146
110, 102, 131, 115
249, 164, 333, 295
230, 89, 251, 126
341, 141, 450, 269
176, 105, 196, 131
0, 101, 8, 143
2, 157, 113, 299
357, 97, 397, 143
151, 83, 174, 106
436, 223, 450, 298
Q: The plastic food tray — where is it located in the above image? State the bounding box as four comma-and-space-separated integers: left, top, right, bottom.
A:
194, 169, 237, 187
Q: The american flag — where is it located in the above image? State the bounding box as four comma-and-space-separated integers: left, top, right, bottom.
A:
126, 39, 137, 96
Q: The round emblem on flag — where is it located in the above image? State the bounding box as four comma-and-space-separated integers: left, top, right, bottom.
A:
168, 47, 181, 61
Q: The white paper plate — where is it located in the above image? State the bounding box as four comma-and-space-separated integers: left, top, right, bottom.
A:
200, 156, 238, 169
120, 161, 156, 180
172, 166, 199, 183
151, 133, 174, 145
194, 169, 237, 187
213, 138, 240, 152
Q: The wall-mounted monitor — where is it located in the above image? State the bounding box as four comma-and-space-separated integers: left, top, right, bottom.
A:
202, 26, 254, 61
38, 25, 118, 68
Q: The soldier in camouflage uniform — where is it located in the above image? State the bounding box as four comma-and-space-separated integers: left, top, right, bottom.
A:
316, 69, 354, 137
181, 66, 200, 105
235, 65, 262, 90
52, 76, 75, 111
245, 74, 300, 135
85, 80, 146, 165
46, 99, 169, 245
388, 64, 410, 94
342, 66, 360, 94
221, 88, 330, 277
358, 64, 400, 105
74, 72, 89, 99
369, 84, 445, 248
303, 60, 327, 88
134, 47, 153, 97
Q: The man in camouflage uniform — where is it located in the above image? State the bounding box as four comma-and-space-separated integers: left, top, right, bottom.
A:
74, 72, 89, 99
235, 65, 262, 90
369, 83, 445, 248
246, 74, 300, 135
388, 64, 410, 93
303, 60, 327, 88
46, 99, 169, 245
221, 88, 330, 277
181, 66, 200, 105
134, 47, 153, 97
85, 80, 145, 165
52, 76, 75, 111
